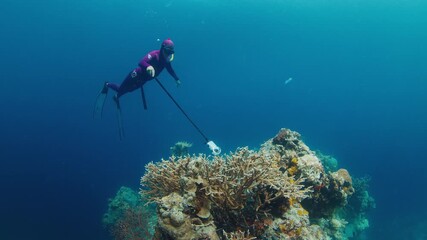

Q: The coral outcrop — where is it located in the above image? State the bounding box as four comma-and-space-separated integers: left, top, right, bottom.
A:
137, 128, 375, 239
103, 128, 375, 239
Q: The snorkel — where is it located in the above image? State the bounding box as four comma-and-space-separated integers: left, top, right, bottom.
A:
167, 53, 174, 62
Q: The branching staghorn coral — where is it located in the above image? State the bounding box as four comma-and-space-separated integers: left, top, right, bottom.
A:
141, 147, 311, 210
140, 156, 191, 202
202, 147, 311, 211
223, 230, 256, 240
140, 146, 312, 238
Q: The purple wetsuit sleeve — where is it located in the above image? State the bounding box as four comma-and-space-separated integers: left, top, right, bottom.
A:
139, 54, 152, 69
139, 50, 159, 69
165, 63, 179, 81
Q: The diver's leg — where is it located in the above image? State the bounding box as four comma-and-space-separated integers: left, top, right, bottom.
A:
106, 82, 120, 92
116, 69, 144, 98
112, 71, 138, 111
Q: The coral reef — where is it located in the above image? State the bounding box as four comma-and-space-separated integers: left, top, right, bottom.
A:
102, 128, 375, 239
342, 176, 376, 238
170, 141, 193, 157
316, 151, 338, 173
103, 187, 156, 240
140, 144, 311, 239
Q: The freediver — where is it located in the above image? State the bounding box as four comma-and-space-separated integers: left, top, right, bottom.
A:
95, 38, 180, 111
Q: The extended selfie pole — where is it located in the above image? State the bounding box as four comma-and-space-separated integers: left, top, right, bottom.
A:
155, 77, 221, 155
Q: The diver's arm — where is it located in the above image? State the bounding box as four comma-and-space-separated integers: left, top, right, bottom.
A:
165, 63, 179, 81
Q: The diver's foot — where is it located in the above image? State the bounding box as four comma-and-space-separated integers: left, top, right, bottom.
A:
101, 82, 109, 94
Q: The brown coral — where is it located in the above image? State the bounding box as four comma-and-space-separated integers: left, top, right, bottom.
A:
141, 148, 311, 211
272, 128, 290, 145
335, 169, 353, 185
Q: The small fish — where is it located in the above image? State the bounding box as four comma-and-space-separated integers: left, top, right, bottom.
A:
284, 77, 293, 85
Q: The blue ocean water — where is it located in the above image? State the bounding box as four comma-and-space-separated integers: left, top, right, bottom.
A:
1, 0, 426, 239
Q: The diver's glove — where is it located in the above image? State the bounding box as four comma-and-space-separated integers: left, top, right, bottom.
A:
176, 79, 181, 87
146, 66, 155, 77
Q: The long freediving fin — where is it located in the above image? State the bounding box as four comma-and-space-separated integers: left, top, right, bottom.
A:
93, 82, 109, 118
114, 95, 125, 139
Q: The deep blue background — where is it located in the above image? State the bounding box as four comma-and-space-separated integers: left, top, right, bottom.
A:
1, 0, 426, 239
